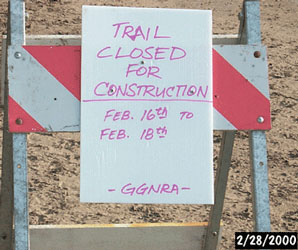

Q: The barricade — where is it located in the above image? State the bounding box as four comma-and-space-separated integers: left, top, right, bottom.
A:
0, 1, 271, 249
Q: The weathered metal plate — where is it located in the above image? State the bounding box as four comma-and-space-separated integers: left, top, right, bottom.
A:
29, 223, 220, 250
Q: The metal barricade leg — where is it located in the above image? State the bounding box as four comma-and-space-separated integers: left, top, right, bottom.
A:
9, 1, 29, 250
249, 131, 271, 232
244, 0, 271, 234
13, 134, 29, 250
203, 131, 235, 250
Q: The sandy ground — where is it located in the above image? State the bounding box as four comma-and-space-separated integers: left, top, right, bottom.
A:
0, 0, 297, 249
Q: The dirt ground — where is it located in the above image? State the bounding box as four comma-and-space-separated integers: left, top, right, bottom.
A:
0, 0, 297, 249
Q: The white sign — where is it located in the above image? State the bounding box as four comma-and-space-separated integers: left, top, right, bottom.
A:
80, 6, 213, 204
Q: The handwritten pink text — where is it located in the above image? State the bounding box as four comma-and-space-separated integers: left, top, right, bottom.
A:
112, 22, 171, 41
140, 126, 167, 140
100, 128, 128, 140
119, 183, 191, 196
93, 82, 209, 99
121, 183, 184, 196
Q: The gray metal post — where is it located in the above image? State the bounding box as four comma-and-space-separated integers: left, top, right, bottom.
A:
249, 131, 271, 231
203, 131, 235, 250
244, 0, 271, 232
9, 1, 29, 250
13, 133, 28, 250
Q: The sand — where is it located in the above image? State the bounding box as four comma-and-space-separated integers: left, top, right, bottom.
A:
0, 0, 297, 249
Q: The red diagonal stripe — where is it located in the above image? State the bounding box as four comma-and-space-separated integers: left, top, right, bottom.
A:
23, 46, 81, 101
9, 96, 47, 132
213, 49, 271, 130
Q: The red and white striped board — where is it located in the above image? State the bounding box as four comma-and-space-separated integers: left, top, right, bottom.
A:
7, 45, 271, 132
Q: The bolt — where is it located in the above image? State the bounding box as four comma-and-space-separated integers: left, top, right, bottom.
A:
17, 164, 21, 169
257, 116, 264, 123
15, 118, 23, 125
259, 161, 264, 167
254, 51, 261, 58
14, 52, 22, 59
213, 231, 218, 237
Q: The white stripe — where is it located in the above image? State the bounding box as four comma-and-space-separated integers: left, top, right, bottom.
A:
213, 108, 236, 130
